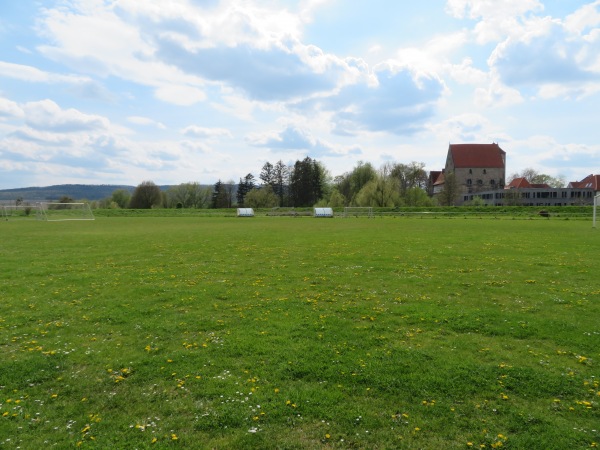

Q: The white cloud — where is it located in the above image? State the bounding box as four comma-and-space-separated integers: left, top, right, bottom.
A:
154, 84, 206, 105
181, 125, 233, 139
488, 16, 600, 98
36, 1, 207, 105
0, 61, 91, 85
565, 0, 600, 35
22, 99, 109, 133
445, 0, 544, 44
0, 97, 24, 119
127, 116, 166, 129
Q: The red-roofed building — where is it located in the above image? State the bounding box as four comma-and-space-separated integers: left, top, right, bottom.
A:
506, 178, 551, 189
442, 143, 506, 201
568, 174, 600, 191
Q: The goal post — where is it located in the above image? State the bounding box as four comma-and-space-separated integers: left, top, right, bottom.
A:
594, 193, 600, 228
38, 202, 95, 221
343, 206, 374, 218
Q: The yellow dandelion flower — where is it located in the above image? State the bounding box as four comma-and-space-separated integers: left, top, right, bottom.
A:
171, 433, 178, 440
325, 434, 331, 439
151, 437, 158, 444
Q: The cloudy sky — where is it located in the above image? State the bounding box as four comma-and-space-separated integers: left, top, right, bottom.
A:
1, 0, 599, 189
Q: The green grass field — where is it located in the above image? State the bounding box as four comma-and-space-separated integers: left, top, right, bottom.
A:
1, 216, 598, 449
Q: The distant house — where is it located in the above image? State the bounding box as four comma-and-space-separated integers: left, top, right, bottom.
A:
427, 170, 443, 196
506, 178, 550, 189
568, 174, 600, 192
431, 143, 506, 204
462, 175, 597, 206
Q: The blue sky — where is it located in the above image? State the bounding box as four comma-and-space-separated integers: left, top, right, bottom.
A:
1, 0, 599, 189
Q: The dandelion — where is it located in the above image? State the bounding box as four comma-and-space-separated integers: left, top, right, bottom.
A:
325, 434, 331, 439
151, 437, 158, 444
171, 433, 178, 440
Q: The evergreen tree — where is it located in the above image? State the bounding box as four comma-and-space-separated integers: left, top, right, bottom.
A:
236, 173, 256, 206
289, 157, 324, 207
212, 180, 231, 208
259, 162, 275, 186
273, 160, 289, 206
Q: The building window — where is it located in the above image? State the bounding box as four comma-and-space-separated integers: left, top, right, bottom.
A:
490, 179, 496, 186
477, 179, 483, 185
467, 179, 472, 185
483, 169, 487, 174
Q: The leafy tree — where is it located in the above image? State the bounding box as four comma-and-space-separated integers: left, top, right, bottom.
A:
335, 161, 377, 205
111, 189, 131, 208
509, 168, 565, 188
244, 185, 279, 208
404, 187, 435, 206
327, 188, 346, 208
355, 165, 400, 207
167, 182, 210, 208
59, 195, 74, 203
130, 181, 162, 209
391, 161, 428, 197
438, 172, 459, 206
236, 174, 256, 206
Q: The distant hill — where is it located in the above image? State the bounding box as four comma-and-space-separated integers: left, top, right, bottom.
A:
0, 184, 136, 202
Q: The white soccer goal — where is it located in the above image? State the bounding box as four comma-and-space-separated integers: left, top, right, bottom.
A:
2, 204, 41, 221
594, 193, 600, 228
343, 206, 374, 218
38, 202, 95, 221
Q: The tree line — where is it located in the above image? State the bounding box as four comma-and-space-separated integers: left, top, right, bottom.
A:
98, 157, 566, 209
97, 157, 438, 209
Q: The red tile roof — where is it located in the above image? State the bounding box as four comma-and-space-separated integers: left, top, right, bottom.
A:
507, 177, 531, 189
449, 143, 505, 168
506, 177, 551, 189
569, 174, 600, 190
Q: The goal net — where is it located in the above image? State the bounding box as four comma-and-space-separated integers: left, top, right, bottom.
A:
2, 204, 41, 221
38, 202, 95, 221
343, 206, 374, 218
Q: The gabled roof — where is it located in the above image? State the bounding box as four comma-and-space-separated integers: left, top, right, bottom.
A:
569, 174, 600, 190
428, 170, 442, 184
433, 172, 445, 186
506, 177, 550, 189
507, 177, 531, 189
449, 143, 505, 168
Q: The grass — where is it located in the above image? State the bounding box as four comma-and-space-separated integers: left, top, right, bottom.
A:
0, 216, 598, 449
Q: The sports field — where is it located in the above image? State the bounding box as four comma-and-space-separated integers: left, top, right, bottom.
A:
1, 216, 598, 449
